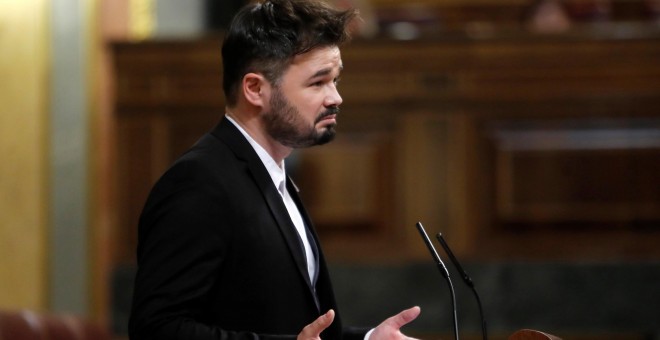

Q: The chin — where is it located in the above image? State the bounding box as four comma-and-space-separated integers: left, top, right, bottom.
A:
315, 129, 336, 146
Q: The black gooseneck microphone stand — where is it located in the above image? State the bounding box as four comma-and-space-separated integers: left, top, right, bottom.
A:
415, 222, 459, 340
436, 233, 488, 340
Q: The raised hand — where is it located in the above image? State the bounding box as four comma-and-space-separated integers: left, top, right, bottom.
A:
297, 309, 335, 340
369, 306, 421, 340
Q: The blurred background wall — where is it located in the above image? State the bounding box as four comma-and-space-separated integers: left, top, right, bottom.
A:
1, 0, 659, 339
0, 0, 50, 312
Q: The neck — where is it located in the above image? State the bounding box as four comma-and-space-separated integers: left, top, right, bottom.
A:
225, 110, 292, 165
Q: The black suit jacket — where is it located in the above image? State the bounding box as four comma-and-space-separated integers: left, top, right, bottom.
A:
129, 118, 367, 340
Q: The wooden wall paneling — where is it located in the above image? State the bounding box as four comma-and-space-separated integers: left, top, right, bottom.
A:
450, 111, 492, 259
397, 113, 454, 259
114, 40, 224, 109
490, 122, 660, 228
110, 31, 660, 265
475, 116, 660, 260
295, 132, 399, 262
113, 39, 225, 264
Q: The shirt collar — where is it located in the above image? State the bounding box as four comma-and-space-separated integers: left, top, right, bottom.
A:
224, 114, 286, 195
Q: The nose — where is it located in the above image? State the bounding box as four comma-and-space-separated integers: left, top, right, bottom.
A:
325, 84, 343, 108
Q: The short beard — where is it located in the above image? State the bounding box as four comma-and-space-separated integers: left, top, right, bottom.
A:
263, 87, 338, 148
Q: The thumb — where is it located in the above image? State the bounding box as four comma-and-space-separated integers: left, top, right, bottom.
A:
385, 306, 421, 329
299, 309, 335, 339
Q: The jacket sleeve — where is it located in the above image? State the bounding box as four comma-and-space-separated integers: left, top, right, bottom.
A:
127, 163, 297, 340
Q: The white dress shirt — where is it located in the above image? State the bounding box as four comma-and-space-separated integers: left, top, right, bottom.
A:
225, 115, 317, 283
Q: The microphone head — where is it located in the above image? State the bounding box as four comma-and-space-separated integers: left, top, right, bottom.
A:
415, 222, 450, 279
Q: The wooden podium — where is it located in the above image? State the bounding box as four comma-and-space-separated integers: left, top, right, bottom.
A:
509, 329, 561, 340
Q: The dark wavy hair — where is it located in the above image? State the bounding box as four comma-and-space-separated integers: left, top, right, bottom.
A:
221, 0, 358, 107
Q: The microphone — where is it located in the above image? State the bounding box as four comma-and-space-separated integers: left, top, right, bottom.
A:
436, 233, 488, 340
415, 222, 459, 340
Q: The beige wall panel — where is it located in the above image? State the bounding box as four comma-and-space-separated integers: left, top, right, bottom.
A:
0, 0, 48, 310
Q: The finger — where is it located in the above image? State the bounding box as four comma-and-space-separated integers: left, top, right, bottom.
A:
386, 306, 421, 329
302, 309, 335, 338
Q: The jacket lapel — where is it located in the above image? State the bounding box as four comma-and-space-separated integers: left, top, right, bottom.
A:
287, 177, 320, 285
212, 119, 318, 305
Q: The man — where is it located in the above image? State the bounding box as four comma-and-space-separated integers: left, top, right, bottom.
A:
128, 1, 420, 339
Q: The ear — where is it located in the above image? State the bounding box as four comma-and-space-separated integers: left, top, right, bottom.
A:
242, 73, 270, 108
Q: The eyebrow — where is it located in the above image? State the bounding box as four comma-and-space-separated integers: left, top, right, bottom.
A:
309, 65, 343, 80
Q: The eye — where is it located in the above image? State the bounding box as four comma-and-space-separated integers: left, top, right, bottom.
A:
309, 75, 340, 88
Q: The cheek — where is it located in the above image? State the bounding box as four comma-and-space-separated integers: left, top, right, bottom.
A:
292, 93, 322, 117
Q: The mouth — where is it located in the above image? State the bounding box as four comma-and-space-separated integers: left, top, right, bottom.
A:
316, 114, 337, 129
317, 107, 340, 124
320, 113, 336, 121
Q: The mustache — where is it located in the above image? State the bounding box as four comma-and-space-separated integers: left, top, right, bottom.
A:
317, 106, 340, 121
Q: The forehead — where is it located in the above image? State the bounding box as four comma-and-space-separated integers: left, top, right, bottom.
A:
286, 46, 342, 76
